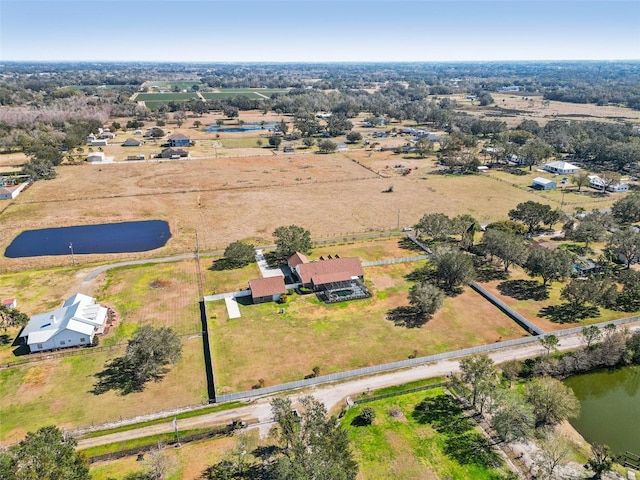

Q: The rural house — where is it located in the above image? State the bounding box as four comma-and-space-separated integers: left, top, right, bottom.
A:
0, 182, 29, 200
249, 276, 287, 304
287, 252, 369, 303
588, 175, 629, 193
167, 133, 191, 147
531, 177, 557, 190
2, 298, 17, 309
543, 161, 580, 175
86, 152, 105, 162
161, 147, 189, 159
19, 293, 108, 353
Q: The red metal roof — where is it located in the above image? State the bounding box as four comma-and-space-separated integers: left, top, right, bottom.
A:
297, 257, 363, 286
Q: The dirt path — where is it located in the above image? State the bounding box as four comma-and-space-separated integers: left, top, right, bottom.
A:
76, 323, 640, 450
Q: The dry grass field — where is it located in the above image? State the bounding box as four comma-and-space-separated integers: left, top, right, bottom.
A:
1, 147, 612, 273
208, 260, 527, 393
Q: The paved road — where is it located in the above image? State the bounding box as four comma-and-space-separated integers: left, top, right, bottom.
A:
76, 323, 640, 450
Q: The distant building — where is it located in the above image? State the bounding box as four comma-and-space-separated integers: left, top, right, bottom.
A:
86, 152, 106, 162
0, 182, 29, 200
2, 298, 17, 309
588, 175, 629, 193
122, 138, 142, 147
161, 147, 189, 159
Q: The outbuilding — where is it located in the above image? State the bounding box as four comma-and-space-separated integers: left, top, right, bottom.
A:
532, 177, 557, 190
249, 276, 286, 304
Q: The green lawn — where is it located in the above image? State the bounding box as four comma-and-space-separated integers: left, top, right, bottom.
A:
344, 387, 513, 479
219, 137, 265, 148
136, 93, 200, 102
208, 261, 527, 393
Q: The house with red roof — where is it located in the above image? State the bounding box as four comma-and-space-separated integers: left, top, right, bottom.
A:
249, 277, 287, 304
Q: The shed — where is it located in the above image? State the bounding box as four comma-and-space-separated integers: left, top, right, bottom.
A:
122, 138, 142, 147
249, 277, 286, 304
2, 298, 17, 309
86, 152, 106, 162
532, 177, 557, 190
161, 148, 188, 159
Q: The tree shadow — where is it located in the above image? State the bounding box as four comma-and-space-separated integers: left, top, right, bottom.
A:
210, 258, 232, 271
398, 237, 425, 252
386, 306, 429, 328
235, 295, 254, 307
538, 304, 600, 324
405, 265, 435, 283
0, 334, 12, 346
473, 256, 509, 282
497, 279, 549, 301
350, 415, 372, 427
412, 395, 473, 434
91, 357, 167, 395
443, 432, 501, 468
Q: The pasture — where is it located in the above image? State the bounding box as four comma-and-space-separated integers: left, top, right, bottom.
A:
0, 149, 614, 272
201, 88, 288, 100
207, 260, 527, 393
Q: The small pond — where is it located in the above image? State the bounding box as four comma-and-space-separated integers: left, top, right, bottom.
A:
564, 366, 640, 455
5, 220, 171, 258
203, 122, 278, 133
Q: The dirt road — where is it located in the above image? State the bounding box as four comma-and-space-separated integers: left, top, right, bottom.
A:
77, 324, 640, 450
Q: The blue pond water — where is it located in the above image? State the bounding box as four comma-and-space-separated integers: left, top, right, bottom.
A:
5, 220, 171, 258
203, 122, 278, 133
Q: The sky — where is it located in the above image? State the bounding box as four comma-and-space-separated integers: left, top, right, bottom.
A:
0, 0, 638, 62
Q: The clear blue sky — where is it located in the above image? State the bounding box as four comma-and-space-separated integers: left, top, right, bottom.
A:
1, 1, 638, 62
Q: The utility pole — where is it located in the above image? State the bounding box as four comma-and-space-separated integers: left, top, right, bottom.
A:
69, 242, 76, 266
397, 209, 400, 230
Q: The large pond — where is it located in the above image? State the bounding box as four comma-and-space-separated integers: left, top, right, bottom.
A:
5, 220, 171, 258
564, 366, 640, 455
203, 121, 278, 133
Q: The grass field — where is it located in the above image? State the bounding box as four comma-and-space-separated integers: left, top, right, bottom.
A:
135, 93, 201, 102
345, 387, 513, 479
208, 260, 527, 393
201, 88, 288, 100
0, 336, 207, 443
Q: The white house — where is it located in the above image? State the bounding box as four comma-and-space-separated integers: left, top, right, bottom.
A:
588, 175, 629, 193
19, 293, 108, 353
532, 177, 557, 190
543, 160, 580, 175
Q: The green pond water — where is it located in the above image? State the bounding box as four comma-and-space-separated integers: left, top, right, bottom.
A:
564, 366, 640, 455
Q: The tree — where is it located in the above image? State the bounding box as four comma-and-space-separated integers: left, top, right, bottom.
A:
222, 241, 256, 269
524, 248, 572, 286
452, 214, 480, 249
500, 359, 522, 387
346, 131, 362, 144
215, 119, 225, 127
561, 277, 618, 310
268, 135, 282, 149
490, 390, 535, 442
408, 281, 445, 317
173, 111, 186, 128
358, 407, 376, 426
414, 213, 453, 241
302, 137, 315, 148
534, 432, 572, 479
608, 228, 640, 269
317, 139, 337, 153
525, 376, 580, 427
433, 249, 476, 291
201, 435, 257, 480
93, 326, 182, 394
149, 127, 164, 138
612, 192, 640, 224
570, 171, 590, 192
0, 304, 29, 331
269, 396, 358, 480
273, 224, 312, 261
482, 229, 529, 272
22, 158, 57, 180
415, 137, 433, 158
223, 105, 239, 119
566, 212, 611, 248
0, 425, 89, 480
459, 354, 497, 409
585, 443, 614, 479
193, 120, 201, 128
539, 334, 560, 356
277, 119, 289, 134
581, 325, 602, 348
508, 201, 554, 233
518, 137, 554, 170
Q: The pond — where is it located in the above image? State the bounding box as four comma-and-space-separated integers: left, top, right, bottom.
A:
564, 366, 640, 455
4, 220, 171, 258
203, 122, 278, 133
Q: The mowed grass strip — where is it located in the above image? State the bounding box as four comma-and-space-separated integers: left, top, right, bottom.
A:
344, 387, 512, 479
208, 261, 528, 393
